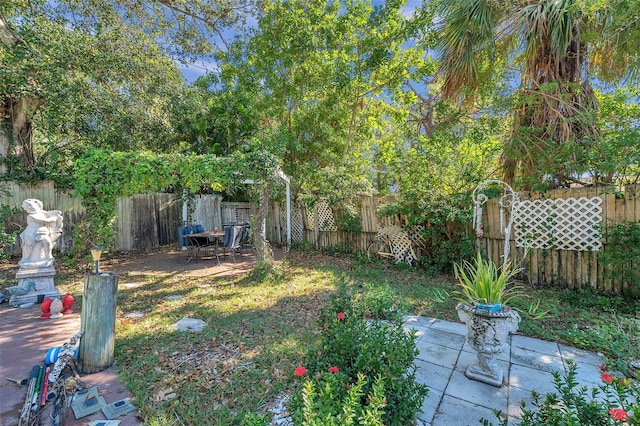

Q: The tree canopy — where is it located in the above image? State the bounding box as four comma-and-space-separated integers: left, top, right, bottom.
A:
432, 0, 640, 189
208, 0, 430, 203
0, 0, 250, 179
1, 0, 639, 211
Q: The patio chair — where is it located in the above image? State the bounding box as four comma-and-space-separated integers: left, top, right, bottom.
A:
236, 221, 252, 251
222, 222, 250, 262
176, 224, 212, 263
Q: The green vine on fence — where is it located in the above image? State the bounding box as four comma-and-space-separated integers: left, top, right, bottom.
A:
0, 186, 20, 259
72, 148, 280, 256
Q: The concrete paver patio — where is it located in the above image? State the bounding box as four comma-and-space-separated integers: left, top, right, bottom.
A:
404, 315, 605, 425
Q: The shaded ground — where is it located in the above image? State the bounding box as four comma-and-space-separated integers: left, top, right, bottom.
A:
0, 247, 271, 425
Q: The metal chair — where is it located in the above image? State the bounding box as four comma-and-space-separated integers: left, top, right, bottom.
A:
222, 223, 250, 262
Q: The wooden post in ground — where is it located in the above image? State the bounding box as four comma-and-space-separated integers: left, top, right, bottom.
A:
78, 274, 118, 374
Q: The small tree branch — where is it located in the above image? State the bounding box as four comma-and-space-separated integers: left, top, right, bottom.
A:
0, 14, 27, 48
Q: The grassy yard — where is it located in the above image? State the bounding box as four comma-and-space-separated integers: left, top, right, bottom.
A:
2, 249, 638, 425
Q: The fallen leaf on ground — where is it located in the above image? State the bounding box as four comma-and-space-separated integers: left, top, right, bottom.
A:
150, 387, 177, 402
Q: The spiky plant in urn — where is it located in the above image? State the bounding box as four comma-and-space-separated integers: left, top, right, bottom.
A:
455, 252, 522, 387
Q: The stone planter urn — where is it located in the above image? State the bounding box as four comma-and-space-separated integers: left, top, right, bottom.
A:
456, 302, 521, 387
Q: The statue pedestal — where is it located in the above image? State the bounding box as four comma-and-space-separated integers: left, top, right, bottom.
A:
9, 267, 60, 307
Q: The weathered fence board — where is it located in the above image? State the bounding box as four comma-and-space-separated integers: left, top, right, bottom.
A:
156, 194, 182, 246
2, 182, 250, 252
194, 195, 224, 232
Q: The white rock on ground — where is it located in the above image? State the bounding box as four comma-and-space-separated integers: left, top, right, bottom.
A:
269, 394, 293, 426
171, 318, 206, 332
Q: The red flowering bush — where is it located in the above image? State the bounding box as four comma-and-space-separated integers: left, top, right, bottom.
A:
484, 361, 639, 425
601, 372, 614, 384
293, 366, 307, 377
288, 283, 427, 426
610, 408, 630, 422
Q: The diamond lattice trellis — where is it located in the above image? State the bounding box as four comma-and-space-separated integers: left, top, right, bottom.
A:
306, 207, 315, 230
316, 200, 337, 231
280, 203, 304, 243
513, 197, 602, 251
378, 226, 417, 265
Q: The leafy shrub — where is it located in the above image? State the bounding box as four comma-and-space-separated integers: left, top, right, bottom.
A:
599, 220, 640, 296
560, 316, 640, 377
335, 203, 362, 234
289, 283, 428, 425
294, 371, 387, 425
380, 193, 474, 273
0, 200, 20, 260
247, 260, 286, 284
483, 361, 639, 425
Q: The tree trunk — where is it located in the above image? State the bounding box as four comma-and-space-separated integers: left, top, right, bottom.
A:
4, 97, 36, 171
0, 17, 37, 172
252, 182, 274, 264
0, 122, 9, 175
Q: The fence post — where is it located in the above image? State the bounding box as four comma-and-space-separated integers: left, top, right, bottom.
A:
78, 274, 118, 374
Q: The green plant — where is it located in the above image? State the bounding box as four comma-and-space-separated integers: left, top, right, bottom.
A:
599, 220, 640, 296
0, 200, 20, 260
482, 361, 640, 425
454, 252, 522, 306
247, 260, 287, 284
352, 250, 372, 266
289, 283, 427, 426
335, 203, 362, 234
294, 371, 386, 425
561, 315, 639, 377
241, 413, 270, 426
379, 194, 475, 273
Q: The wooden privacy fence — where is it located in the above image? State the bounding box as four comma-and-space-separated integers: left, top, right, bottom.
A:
4, 180, 637, 295
0, 181, 255, 253
477, 184, 640, 295
1, 182, 399, 257
265, 196, 415, 254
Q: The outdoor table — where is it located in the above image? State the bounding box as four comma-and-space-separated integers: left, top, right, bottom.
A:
183, 231, 224, 264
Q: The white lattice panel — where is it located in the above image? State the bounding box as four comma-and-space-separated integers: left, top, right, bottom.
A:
513, 197, 602, 251
408, 224, 426, 250
378, 226, 417, 265
316, 200, 337, 231
306, 208, 315, 230
280, 203, 304, 243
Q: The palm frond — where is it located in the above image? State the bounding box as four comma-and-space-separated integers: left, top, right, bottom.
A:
436, 0, 505, 101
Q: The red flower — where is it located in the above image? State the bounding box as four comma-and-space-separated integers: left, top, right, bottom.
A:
609, 408, 629, 421
328, 366, 339, 374
337, 312, 345, 320
597, 364, 607, 372
293, 366, 307, 377
601, 373, 614, 384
